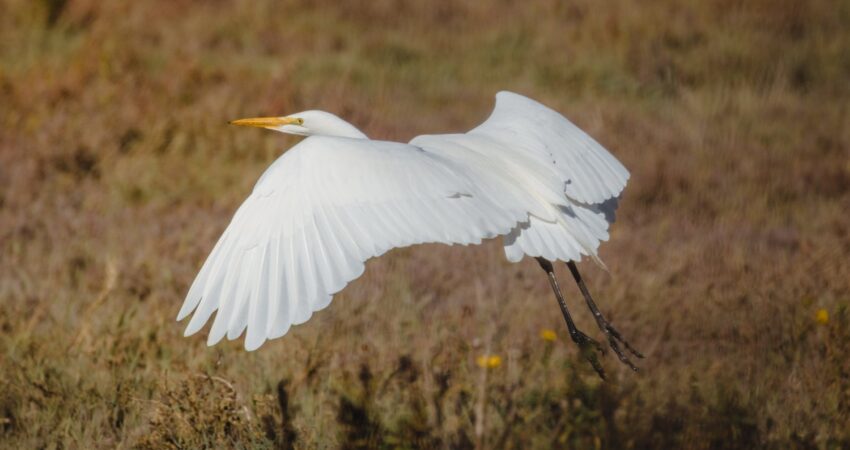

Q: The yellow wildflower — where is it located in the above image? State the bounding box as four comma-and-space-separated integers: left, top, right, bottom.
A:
476, 355, 502, 369
540, 329, 557, 342
815, 308, 829, 325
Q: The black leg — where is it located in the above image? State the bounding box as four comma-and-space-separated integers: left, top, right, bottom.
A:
566, 261, 643, 371
536, 257, 606, 379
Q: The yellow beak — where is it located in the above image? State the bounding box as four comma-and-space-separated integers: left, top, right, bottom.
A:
229, 117, 302, 128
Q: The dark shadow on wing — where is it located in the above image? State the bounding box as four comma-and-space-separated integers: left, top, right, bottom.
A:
588, 197, 620, 225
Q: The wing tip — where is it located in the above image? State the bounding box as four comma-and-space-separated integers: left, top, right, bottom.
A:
495, 90, 521, 99
183, 316, 206, 337
176, 304, 193, 322
244, 338, 265, 352
206, 333, 224, 347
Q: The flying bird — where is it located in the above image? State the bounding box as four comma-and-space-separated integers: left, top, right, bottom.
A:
178, 91, 642, 377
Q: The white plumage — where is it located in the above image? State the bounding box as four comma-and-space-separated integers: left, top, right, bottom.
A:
178, 91, 629, 351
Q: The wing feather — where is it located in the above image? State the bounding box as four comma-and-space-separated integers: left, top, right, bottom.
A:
244, 244, 270, 350
180, 136, 524, 349
456, 91, 629, 264
471, 91, 629, 205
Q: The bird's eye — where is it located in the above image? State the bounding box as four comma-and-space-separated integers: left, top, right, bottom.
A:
295, 118, 304, 125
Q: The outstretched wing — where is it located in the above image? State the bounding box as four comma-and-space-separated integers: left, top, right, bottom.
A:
178, 136, 522, 350
470, 91, 629, 205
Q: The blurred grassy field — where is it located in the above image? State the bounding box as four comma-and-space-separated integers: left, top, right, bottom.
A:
2, 0, 849, 448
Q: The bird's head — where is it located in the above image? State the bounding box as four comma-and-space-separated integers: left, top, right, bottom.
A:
229, 110, 367, 139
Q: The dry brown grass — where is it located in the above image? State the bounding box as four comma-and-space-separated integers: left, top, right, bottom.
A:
1, 0, 849, 448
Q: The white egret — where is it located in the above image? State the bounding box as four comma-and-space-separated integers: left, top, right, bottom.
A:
178, 91, 641, 376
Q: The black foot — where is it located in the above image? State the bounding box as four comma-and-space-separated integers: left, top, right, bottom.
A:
566, 261, 644, 373
598, 321, 642, 372
570, 329, 607, 379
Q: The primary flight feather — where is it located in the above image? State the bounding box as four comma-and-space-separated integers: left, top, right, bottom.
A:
178, 91, 640, 376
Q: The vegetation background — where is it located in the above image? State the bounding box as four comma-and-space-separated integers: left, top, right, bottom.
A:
1, 0, 849, 448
